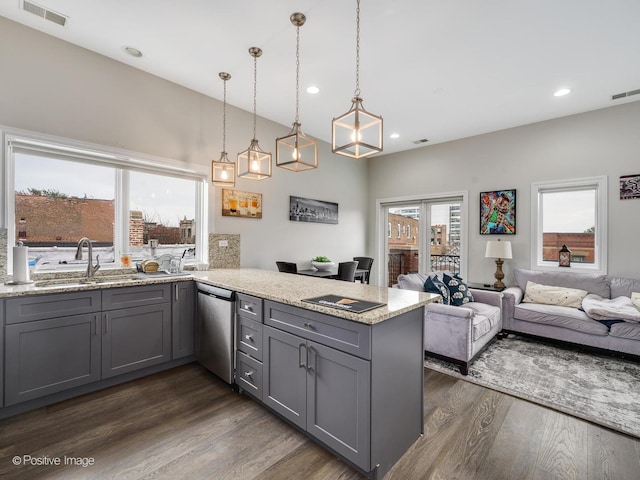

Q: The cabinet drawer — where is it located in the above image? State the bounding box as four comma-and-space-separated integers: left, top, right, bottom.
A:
237, 315, 263, 361
5, 291, 101, 324
237, 293, 263, 322
237, 351, 263, 401
102, 284, 171, 310
265, 301, 371, 360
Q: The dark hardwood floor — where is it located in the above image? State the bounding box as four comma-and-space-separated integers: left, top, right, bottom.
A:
1, 364, 639, 479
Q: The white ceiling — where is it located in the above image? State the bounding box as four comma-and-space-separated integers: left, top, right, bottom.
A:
2, 0, 640, 156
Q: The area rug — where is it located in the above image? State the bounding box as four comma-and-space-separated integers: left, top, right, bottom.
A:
424, 334, 640, 438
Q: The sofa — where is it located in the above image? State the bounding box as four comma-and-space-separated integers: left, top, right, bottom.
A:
397, 272, 503, 374
502, 268, 640, 357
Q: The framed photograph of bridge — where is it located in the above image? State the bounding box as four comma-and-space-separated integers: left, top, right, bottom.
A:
480, 189, 516, 234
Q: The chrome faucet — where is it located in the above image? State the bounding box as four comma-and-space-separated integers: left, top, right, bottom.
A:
75, 237, 100, 280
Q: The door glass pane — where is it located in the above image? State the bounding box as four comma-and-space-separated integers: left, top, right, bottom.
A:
129, 171, 197, 262
15, 152, 116, 269
387, 205, 420, 286
429, 202, 461, 274
541, 190, 595, 264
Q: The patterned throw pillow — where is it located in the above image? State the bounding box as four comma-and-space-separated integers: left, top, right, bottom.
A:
443, 273, 474, 306
423, 275, 450, 305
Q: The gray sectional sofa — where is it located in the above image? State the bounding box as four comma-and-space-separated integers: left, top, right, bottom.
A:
502, 268, 640, 357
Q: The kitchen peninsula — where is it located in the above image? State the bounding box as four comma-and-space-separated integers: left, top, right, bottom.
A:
0, 268, 438, 479
193, 269, 439, 479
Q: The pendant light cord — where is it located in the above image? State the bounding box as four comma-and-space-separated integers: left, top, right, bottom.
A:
252, 54, 257, 139
222, 77, 227, 152
354, 0, 361, 98
295, 23, 300, 123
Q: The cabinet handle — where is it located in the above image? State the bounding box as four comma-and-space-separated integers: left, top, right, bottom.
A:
244, 370, 253, 378
104, 313, 109, 335
303, 322, 314, 330
245, 334, 253, 342
175, 284, 179, 301
298, 343, 307, 369
94, 315, 98, 336
306, 345, 314, 372
244, 304, 253, 312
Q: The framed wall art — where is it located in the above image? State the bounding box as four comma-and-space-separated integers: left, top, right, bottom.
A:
222, 188, 262, 218
620, 174, 640, 200
480, 189, 516, 234
289, 195, 338, 224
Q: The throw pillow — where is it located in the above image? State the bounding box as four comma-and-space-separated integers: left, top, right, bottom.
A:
522, 281, 588, 308
424, 276, 450, 305
443, 273, 474, 306
632, 292, 640, 311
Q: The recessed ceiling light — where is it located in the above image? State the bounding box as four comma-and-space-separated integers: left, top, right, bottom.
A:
553, 88, 572, 97
390, 133, 400, 139
306, 86, 320, 94
122, 46, 143, 58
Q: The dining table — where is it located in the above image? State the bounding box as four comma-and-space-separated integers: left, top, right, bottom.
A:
296, 267, 369, 281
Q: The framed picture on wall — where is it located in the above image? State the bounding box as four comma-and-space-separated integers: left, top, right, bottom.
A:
480, 189, 516, 234
620, 174, 640, 199
222, 189, 262, 218
289, 196, 338, 224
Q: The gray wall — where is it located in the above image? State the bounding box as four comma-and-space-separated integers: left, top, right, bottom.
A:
0, 17, 367, 271
368, 100, 640, 284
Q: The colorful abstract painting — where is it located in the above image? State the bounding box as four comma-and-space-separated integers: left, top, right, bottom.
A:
480, 189, 516, 234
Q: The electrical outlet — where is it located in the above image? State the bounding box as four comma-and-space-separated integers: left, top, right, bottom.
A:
219, 240, 228, 247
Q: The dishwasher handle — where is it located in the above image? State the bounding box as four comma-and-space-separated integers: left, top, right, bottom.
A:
196, 283, 236, 301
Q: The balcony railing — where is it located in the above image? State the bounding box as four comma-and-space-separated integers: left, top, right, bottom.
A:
387, 253, 460, 286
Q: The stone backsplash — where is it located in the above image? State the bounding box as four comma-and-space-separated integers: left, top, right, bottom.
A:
209, 234, 240, 269
0, 228, 6, 283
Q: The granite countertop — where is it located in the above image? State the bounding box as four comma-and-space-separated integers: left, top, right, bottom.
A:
191, 269, 439, 325
0, 270, 192, 298
0, 268, 439, 325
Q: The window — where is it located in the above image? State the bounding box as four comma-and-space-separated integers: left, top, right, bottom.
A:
531, 176, 607, 274
3, 130, 208, 273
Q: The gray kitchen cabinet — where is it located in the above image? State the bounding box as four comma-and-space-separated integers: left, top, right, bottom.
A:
4, 312, 101, 406
172, 281, 196, 359
263, 311, 371, 470
101, 302, 171, 378
262, 300, 423, 478
236, 292, 264, 400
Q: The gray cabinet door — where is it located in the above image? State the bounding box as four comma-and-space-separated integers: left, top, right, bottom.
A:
0, 299, 4, 407
4, 313, 101, 406
172, 281, 196, 359
263, 325, 307, 429
306, 341, 371, 470
102, 303, 171, 378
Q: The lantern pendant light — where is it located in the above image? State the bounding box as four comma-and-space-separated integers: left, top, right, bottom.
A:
211, 72, 236, 187
276, 12, 318, 172
331, 0, 383, 159
238, 47, 272, 180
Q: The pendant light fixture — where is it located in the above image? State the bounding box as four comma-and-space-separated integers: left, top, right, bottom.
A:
276, 12, 318, 172
238, 47, 272, 180
331, 0, 383, 159
211, 72, 236, 187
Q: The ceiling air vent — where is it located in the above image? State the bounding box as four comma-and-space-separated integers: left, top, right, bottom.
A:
21, 0, 67, 27
611, 88, 640, 101
412, 138, 429, 145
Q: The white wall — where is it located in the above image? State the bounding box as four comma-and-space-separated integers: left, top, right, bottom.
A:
0, 17, 368, 270
368, 100, 640, 284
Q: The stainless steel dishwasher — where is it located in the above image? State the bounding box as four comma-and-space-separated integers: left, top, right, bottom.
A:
195, 283, 236, 384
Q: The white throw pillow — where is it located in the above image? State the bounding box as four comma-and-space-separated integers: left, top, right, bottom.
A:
632, 292, 640, 311
522, 281, 588, 308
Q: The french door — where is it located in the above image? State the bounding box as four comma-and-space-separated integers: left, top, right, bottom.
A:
377, 193, 466, 287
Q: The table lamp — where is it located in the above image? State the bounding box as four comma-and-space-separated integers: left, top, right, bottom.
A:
485, 239, 512, 290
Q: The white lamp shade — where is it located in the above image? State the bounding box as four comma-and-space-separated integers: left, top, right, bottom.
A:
485, 240, 512, 259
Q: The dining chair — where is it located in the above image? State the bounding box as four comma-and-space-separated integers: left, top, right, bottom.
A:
276, 261, 297, 274
336, 261, 358, 282
353, 256, 374, 284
